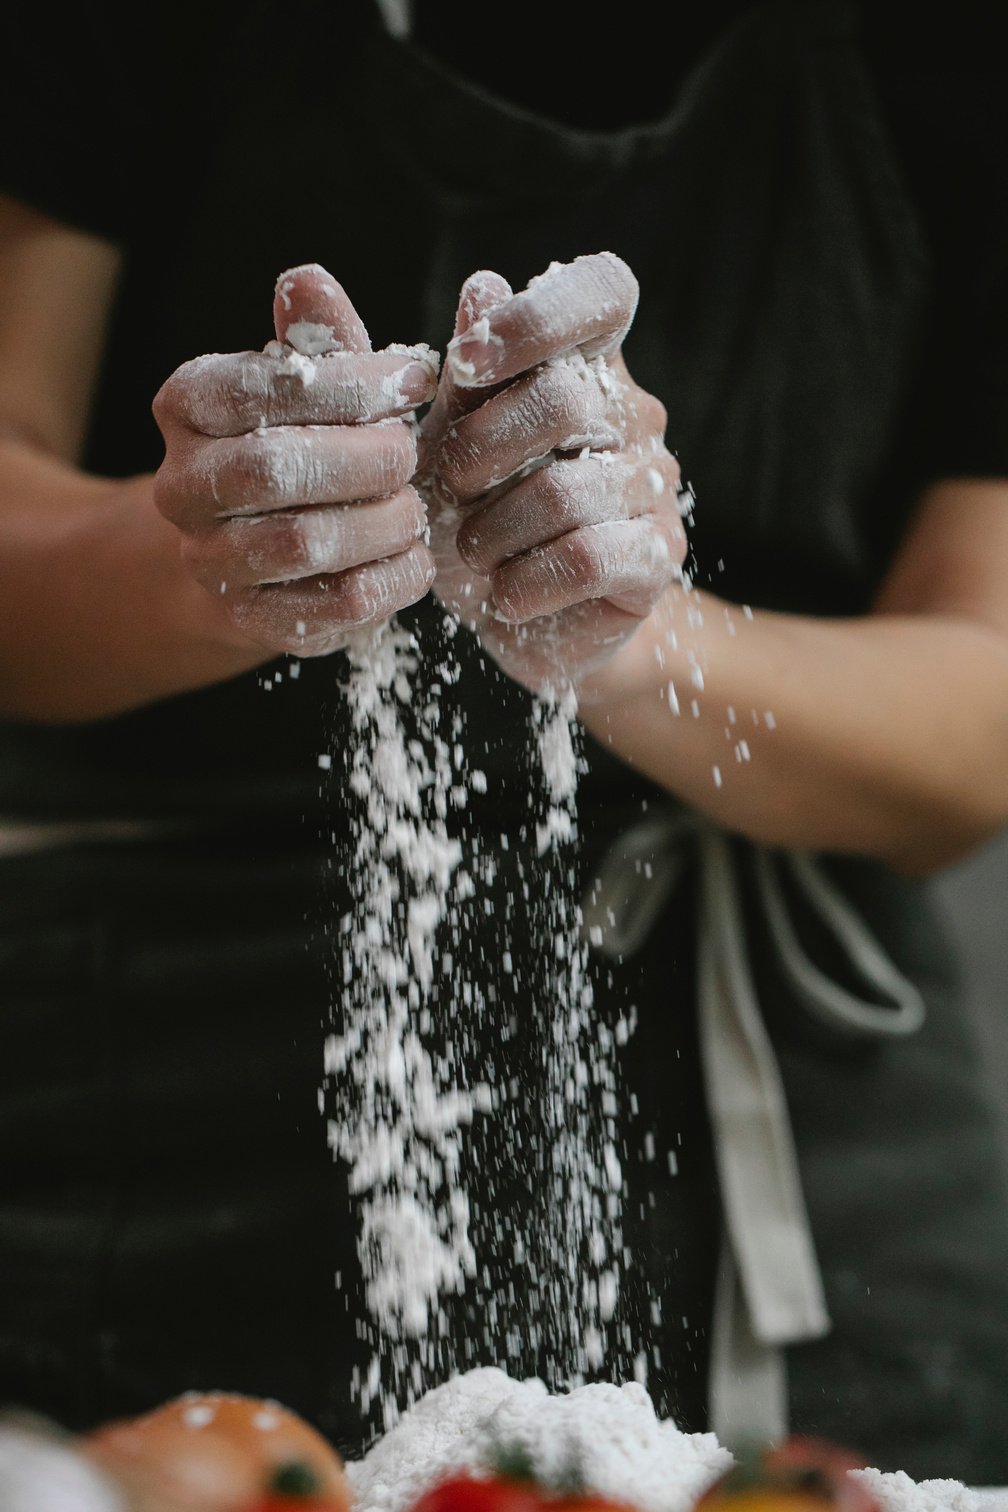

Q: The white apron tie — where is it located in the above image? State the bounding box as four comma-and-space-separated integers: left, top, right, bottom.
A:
582, 812, 925, 1447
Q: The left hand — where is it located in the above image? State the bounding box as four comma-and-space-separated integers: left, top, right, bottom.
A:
416, 253, 686, 694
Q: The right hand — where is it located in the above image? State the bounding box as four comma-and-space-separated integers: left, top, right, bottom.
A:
152, 263, 439, 657
416, 255, 684, 695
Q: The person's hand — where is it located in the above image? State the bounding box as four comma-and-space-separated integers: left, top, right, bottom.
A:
417, 253, 686, 694
152, 263, 439, 657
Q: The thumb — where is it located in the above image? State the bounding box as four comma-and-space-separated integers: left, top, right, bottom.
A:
447, 270, 513, 416
454, 269, 513, 339
272, 262, 372, 355
423, 270, 513, 450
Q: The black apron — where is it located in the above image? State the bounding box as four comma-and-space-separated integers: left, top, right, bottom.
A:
2, 0, 1007, 1482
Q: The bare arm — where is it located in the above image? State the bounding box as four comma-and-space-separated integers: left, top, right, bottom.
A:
0, 196, 263, 721
576, 480, 1008, 876
0, 201, 437, 723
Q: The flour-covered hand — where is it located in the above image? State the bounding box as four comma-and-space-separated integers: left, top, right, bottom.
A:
418, 253, 685, 691
152, 263, 439, 657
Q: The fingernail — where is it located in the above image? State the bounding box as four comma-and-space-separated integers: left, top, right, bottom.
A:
446, 319, 506, 386
397, 360, 440, 405
382, 340, 440, 403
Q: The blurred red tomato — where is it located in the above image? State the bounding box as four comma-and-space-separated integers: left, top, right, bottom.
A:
695, 1435, 880, 1512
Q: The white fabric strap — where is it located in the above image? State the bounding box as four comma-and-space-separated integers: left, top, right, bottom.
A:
697, 828, 831, 1349
755, 848, 926, 1038
582, 811, 928, 1448
709, 1233, 789, 1448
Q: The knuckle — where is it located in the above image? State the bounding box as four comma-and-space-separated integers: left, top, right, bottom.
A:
231, 590, 337, 656
155, 355, 272, 437
344, 368, 371, 419
455, 515, 490, 572
153, 358, 216, 432
238, 432, 299, 501
435, 425, 479, 499
659, 517, 689, 568
407, 484, 428, 530
637, 391, 668, 436
151, 462, 192, 527
536, 364, 595, 433
152, 365, 199, 431
249, 509, 353, 582
227, 589, 273, 643
362, 423, 417, 497
641, 520, 675, 573
333, 568, 374, 625
537, 463, 590, 528
653, 467, 683, 520
394, 486, 428, 545
564, 529, 605, 586
384, 426, 419, 488
263, 511, 311, 574
221, 357, 271, 430
655, 448, 682, 489
390, 543, 435, 606
490, 563, 527, 619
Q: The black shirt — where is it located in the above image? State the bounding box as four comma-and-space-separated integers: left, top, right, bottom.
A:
3, 6, 1008, 1479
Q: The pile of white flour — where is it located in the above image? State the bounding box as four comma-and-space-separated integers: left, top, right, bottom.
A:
345, 1367, 1000, 1512
346, 1368, 729, 1512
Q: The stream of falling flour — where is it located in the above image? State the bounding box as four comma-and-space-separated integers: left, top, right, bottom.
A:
320, 617, 625, 1430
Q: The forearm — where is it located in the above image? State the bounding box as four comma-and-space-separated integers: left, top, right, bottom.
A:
579, 585, 1008, 875
0, 438, 264, 722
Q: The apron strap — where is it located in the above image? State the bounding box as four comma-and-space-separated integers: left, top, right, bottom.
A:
710, 1231, 788, 1448
754, 847, 926, 1038
697, 829, 831, 1348
584, 812, 927, 1446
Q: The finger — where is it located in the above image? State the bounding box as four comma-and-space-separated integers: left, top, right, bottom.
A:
155, 421, 418, 528
227, 541, 436, 655
490, 517, 676, 623
438, 358, 623, 504
444, 252, 638, 389
420, 270, 513, 459
154, 349, 439, 439
273, 262, 372, 355
182, 487, 427, 591
455, 269, 514, 341
456, 452, 683, 575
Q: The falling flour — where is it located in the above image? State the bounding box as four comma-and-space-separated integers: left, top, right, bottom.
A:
321, 618, 488, 1417
526, 687, 625, 1376
320, 610, 625, 1430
